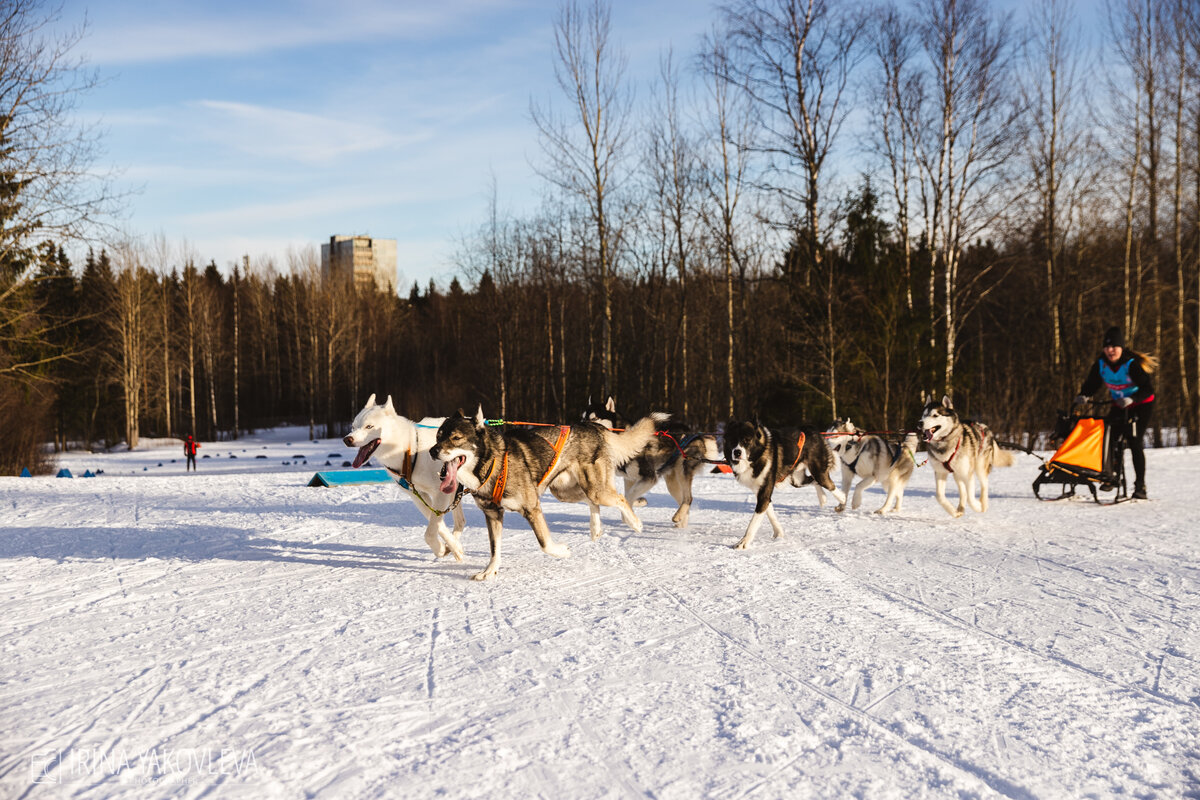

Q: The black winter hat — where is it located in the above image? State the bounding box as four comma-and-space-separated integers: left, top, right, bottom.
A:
1103, 326, 1124, 348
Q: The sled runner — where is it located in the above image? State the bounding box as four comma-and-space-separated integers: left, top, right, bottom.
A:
1032, 409, 1127, 504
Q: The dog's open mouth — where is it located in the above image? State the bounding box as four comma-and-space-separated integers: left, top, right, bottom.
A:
922, 426, 939, 442
440, 455, 466, 494
351, 439, 380, 468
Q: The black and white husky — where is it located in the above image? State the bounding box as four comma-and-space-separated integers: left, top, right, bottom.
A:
919, 396, 1014, 517
344, 394, 467, 560
582, 397, 721, 528
430, 407, 663, 580
722, 419, 846, 549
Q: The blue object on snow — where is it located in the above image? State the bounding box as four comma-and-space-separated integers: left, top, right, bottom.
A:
56, 468, 73, 478
83, 470, 95, 478
307, 468, 392, 487
19, 467, 32, 477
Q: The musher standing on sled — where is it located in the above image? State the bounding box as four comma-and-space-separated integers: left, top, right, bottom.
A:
1074, 326, 1156, 500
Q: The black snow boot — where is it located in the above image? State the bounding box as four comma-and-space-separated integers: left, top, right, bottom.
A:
1132, 483, 1148, 500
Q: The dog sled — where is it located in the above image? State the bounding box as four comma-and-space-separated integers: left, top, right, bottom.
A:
1032, 407, 1127, 504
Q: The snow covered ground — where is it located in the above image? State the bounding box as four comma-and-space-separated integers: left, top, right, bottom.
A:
2, 427, 1199, 799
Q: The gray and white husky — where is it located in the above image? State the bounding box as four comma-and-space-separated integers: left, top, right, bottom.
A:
919, 396, 1014, 517
343, 394, 468, 560
826, 419, 921, 514
582, 397, 721, 528
875, 431, 922, 514
722, 419, 846, 550
431, 407, 664, 580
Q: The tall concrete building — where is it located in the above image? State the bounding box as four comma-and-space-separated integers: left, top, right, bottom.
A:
320, 235, 398, 293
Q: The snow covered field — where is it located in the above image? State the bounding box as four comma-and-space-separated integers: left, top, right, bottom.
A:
2, 428, 1199, 799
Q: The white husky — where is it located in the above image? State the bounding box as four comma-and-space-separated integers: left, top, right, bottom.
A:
343, 394, 467, 560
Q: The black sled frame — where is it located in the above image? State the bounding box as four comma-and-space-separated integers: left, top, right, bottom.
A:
1032, 407, 1129, 505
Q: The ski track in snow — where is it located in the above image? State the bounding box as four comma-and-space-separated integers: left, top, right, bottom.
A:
2, 430, 1199, 798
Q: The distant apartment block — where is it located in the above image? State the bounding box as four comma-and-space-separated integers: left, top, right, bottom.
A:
320, 235, 398, 293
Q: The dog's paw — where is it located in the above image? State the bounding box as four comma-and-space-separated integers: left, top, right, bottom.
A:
733, 539, 750, 550
471, 568, 497, 581
633, 498, 648, 507
545, 542, 570, 558
835, 504, 846, 513
447, 541, 464, 563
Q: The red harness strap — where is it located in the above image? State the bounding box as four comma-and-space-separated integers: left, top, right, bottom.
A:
537, 426, 571, 489
777, 432, 807, 483
936, 424, 985, 474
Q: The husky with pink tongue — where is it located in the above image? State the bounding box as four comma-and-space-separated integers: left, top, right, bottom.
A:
343, 394, 467, 561
431, 406, 665, 581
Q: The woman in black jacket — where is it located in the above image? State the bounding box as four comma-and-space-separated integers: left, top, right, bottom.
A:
1075, 327, 1156, 499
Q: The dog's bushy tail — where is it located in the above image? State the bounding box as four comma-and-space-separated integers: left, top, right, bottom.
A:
604, 412, 669, 466
992, 439, 1016, 468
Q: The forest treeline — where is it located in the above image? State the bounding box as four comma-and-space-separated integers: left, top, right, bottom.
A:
4, 0, 1200, 474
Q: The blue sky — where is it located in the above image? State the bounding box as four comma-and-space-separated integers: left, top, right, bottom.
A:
62, 0, 716, 289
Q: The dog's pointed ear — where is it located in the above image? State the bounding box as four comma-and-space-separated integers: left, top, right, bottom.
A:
366, 392, 376, 408
474, 405, 486, 428
942, 394, 953, 409
455, 408, 467, 419
384, 395, 395, 413
605, 396, 616, 413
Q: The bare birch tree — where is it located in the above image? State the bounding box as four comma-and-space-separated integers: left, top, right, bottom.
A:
720, 0, 865, 416
907, 0, 1022, 393
531, 0, 633, 398
700, 33, 756, 419
1021, 0, 1096, 377
646, 49, 702, 418
108, 242, 154, 449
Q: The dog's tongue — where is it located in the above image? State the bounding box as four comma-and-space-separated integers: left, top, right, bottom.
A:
440, 456, 465, 494
351, 441, 377, 469
923, 428, 935, 442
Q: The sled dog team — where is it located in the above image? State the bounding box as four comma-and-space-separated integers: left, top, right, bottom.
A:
342, 394, 1014, 580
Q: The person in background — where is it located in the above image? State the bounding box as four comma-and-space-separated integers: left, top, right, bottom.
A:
1074, 326, 1156, 500
184, 434, 200, 472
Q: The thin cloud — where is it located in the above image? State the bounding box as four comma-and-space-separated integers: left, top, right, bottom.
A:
76, 1, 530, 66
191, 100, 425, 164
